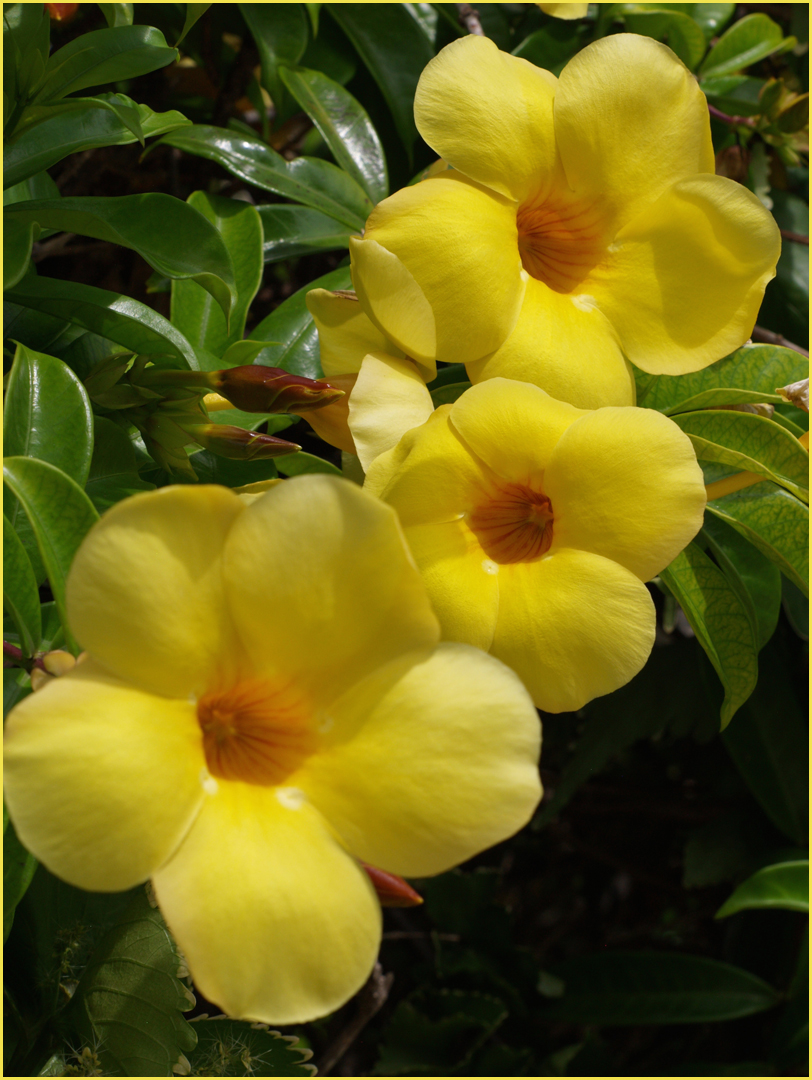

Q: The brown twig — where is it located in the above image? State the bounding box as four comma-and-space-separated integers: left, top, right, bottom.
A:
318, 963, 394, 1076
3, 642, 46, 671
456, 3, 484, 35
780, 229, 809, 245
31, 232, 76, 262
752, 325, 809, 357
707, 102, 756, 127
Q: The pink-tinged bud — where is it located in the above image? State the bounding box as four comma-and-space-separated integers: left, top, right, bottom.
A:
212, 366, 345, 415
188, 424, 301, 460
361, 862, 424, 908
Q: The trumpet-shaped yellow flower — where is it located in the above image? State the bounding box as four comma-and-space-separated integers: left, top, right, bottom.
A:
361, 377, 707, 712
350, 34, 781, 409
3, 477, 541, 1025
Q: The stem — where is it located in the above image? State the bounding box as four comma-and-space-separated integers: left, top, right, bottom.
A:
752, 325, 809, 358
318, 963, 394, 1075
3, 641, 46, 671
780, 229, 809, 246
455, 3, 484, 34
707, 103, 756, 128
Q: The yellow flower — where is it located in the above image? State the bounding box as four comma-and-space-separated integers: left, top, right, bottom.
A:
349, 34, 781, 409
361, 377, 707, 712
3, 477, 541, 1025
538, 3, 589, 18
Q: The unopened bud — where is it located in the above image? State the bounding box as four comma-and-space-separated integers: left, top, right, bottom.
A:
46, 3, 79, 20
42, 650, 77, 677
361, 862, 423, 907
212, 366, 345, 415
188, 424, 301, 460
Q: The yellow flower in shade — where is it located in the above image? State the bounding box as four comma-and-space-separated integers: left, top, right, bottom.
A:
359, 375, 707, 712
3, 477, 541, 1024
538, 3, 589, 18
349, 34, 781, 410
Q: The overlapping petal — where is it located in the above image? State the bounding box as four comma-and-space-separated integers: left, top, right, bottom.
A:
349, 352, 434, 472
3, 659, 204, 892
300, 644, 540, 877
66, 485, 244, 698
545, 407, 706, 582
415, 35, 558, 203
306, 288, 401, 376
152, 784, 381, 1025
490, 551, 656, 713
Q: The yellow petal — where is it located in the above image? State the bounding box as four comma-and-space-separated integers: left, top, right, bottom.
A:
152, 783, 380, 1024
466, 277, 636, 409
450, 378, 584, 488
491, 551, 656, 712
300, 643, 541, 877
305, 372, 358, 454
554, 35, 715, 233
3, 659, 204, 892
306, 288, 401, 376
66, 485, 244, 698
545, 407, 706, 582
414, 35, 558, 203
349, 352, 434, 472
352, 175, 525, 367
539, 3, 589, 17
589, 175, 781, 374
223, 475, 439, 705
364, 406, 493, 527
403, 519, 499, 651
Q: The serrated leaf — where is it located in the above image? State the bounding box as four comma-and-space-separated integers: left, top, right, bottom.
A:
700, 12, 786, 78
3, 513, 41, 656
660, 541, 758, 728
187, 1018, 315, 1077
258, 204, 355, 263
716, 860, 809, 918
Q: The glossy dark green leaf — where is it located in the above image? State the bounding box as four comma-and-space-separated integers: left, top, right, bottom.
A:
512, 20, 589, 75
3, 2, 49, 106
7, 194, 237, 323
176, 2, 211, 44
635, 344, 809, 414
15, 89, 145, 145
3, 456, 99, 652
275, 449, 342, 477
3, 214, 38, 290
239, 3, 309, 105
3, 95, 190, 189
35, 25, 177, 103
700, 12, 787, 78
660, 541, 758, 729
706, 480, 808, 596
3, 815, 37, 944
85, 417, 155, 512
250, 264, 352, 379
328, 4, 433, 163
716, 860, 809, 918
6, 275, 199, 368
662, 3, 735, 39
621, 8, 707, 70
701, 514, 781, 651
258, 203, 355, 262
431, 380, 470, 407
673, 409, 809, 503
184, 448, 281, 487
187, 1018, 315, 1077
3, 513, 41, 657
154, 125, 371, 230
544, 952, 781, 1024
170, 191, 261, 357
3, 167, 59, 206
97, 3, 134, 27
68, 888, 197, 1077
280, 64, 388, 203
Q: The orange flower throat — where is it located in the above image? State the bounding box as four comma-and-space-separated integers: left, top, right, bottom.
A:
517, 190, 606, 293
469, 482, 554, 563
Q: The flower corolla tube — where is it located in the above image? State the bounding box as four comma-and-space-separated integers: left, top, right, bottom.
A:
3, 477, 542, 1025
360, 376, 707, 713
349, 34, 781, 410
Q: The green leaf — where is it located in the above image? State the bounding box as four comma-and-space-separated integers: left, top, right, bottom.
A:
431, 380, 471, 407
279, 64, 388, 204
3, 513, 41, 656
665, 3, 735, 40
660, 541, 758, 729
706, 480, 809, 596
14, 91, 145, 145
97, 3, 134, 27
701, 515, 781, 651
3, 213, 38, 290
3, 2, 49, 106
35, 25, 177, 103
512, 20, 593, 75
258, 203, 355, 262
239, 3, 309, 106
782, 575, 808, 640
154, 125, 371, 230
184, 448, 281, 488
3, 456, 99, 652
3, 167, 60, 206
700, 12, 787, 79
275, 449, 342, 477
85, 417, 155, 512
176, 2, 211, 45
67, 888, 197, 1077
635, 344, 809, 414
250, 264, 352, 379
716, 860, 809, 918
544, 952, 781, 1024
3, 815, 37, 944
3, 95, 190, 189
672, 409, 809, 503
187, 1018, 315, 1077
5, 275, 200, 369
170, 191, 262, 356
327, 4, 433, 164
620, 7, 707, 70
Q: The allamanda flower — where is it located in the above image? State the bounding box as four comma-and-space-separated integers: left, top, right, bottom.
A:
3, 476, 541, 1024
350, 34, 781, 410
359, 374, 707, 712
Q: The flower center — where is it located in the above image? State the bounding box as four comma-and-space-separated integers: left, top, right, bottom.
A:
516, 191, 606, 293
197, 678, 317, 785
468, 482, 554, 564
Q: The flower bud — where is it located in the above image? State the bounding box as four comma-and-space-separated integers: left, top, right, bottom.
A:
211, 366, 345, 415
361, 862, 423, 907
188, 425, 301, 460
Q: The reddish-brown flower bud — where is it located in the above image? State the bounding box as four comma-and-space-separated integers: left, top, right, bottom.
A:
212, 366, 345, 415
188, 424, 301, 460
361, 862, 424, 907
46, 3, 79, 20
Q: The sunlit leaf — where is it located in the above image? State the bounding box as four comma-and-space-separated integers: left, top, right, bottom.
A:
258, 204, 356, 263
716, 860, 809, 918
700, 12, 788, 79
